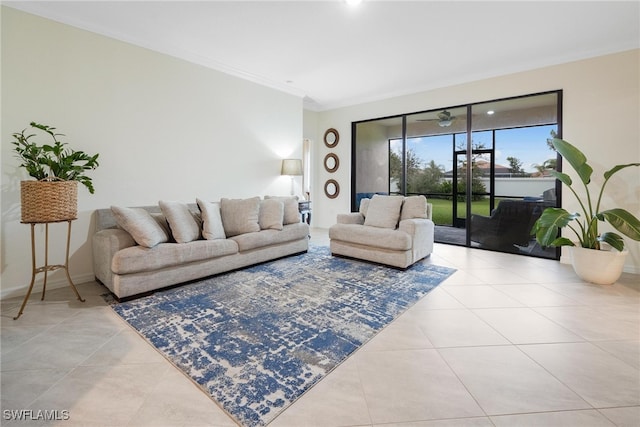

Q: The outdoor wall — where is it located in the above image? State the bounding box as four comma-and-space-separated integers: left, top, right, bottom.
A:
487, 177, 556, 199
1, 7, 303, 298
354, 121, 390, 195
309, 49, 640, 273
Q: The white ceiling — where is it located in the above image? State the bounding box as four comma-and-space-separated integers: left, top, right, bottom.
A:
6, 1, 639, 111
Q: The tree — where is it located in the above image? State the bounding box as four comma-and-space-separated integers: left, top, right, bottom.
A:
532, 158, 557, 176
506, 156, 525, 176
389, 149, 402, 182
390, 148, 424, 193
411, 160, 445, 195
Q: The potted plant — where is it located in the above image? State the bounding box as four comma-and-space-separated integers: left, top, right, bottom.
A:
532, 135, 640, 285
12, 122, 99, 223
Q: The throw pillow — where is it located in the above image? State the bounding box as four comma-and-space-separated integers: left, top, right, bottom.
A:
363, 194, 404, 229
264, 195, 300, 224
159, 200, 202, 243
259, 199, 284, 230
111, 206, 169, 248
220, 196, 261, 237
400, 195, 429, 221
150, 213, 174, 242
196, 198, 226, 240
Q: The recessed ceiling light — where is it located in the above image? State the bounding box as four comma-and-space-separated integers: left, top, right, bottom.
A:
487, 110, 495, 115
345, 0, 363, 6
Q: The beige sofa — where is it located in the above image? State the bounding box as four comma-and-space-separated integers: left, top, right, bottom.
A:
329, 195, 434, 268
93, 196, 308, 300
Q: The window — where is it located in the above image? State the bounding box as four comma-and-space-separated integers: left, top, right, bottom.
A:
352, 91, 561, 259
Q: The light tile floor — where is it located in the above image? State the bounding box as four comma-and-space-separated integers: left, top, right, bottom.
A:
1, 229, 639, 426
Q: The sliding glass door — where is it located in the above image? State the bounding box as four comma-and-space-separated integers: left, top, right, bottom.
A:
352, 91, 561, 259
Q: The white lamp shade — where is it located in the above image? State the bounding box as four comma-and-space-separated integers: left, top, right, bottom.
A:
281, 159, 303, 176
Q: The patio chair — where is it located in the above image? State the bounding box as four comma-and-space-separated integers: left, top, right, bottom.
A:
469, 199, 544, 251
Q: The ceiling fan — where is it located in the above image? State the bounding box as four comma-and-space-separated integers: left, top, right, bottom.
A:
417, 110, 455, 127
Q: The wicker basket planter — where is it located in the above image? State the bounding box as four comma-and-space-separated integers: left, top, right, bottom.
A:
20, 180, 78, 223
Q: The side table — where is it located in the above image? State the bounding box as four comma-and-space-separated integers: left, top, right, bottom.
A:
298, 200, 311, 225
14, 219, 85, 320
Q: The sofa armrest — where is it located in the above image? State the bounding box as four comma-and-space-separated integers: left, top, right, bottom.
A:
336, 213, 365, 225
92, 228, 137, 289
399, 218, 435, 261
426, 203, 433, 220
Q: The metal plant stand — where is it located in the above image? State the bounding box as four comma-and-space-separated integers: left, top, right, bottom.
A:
14, 220, 85, 320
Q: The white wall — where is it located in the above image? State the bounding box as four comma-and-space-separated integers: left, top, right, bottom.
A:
309, 49, 640, 273
1, 7, 303, 298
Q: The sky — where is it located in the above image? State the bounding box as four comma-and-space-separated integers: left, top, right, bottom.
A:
391, 124, 557, 173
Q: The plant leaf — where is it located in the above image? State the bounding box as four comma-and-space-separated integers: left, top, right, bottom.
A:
532, 207, 579, 247
599, 232, 625, 251
599, 208, 640, 241
549, 169, 572, 187
603, 163, 640, 180
549, 237, 574, 247
552, 138, 593, 185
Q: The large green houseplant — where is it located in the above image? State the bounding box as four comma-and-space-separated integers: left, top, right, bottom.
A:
12, 122, 99, 222
532, 135, 640, 284
12, 122, 99, 193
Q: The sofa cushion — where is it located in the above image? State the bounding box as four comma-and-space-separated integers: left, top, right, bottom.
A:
111, 206, 169, 248
329, 223, 411, 251
259, 199, 284, 230
231, 222, 308, 252
112, 239, 239, 275
220, 196, 261, 237
363, 195, 404, 229
159, 200, 202, 243
264, 195, 299, 225
196, 198, 226, 240
400, 195, 429, 221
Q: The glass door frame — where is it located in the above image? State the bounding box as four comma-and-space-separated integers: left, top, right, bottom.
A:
351, 90, 563, 260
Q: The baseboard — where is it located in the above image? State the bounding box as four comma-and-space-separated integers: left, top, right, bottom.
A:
560, 255, 639, 275
623, 265, 640, 275
0, 273, 96, 301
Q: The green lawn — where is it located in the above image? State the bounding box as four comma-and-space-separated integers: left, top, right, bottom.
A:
429, 198, 502, 225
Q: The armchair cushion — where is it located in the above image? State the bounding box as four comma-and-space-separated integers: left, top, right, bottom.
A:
329, 223, 411, 251
400, 195, 429, 220
359, 198, 370, 216
363, 194, 404, 229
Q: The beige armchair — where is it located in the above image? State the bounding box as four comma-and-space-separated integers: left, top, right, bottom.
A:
329, 195, 434, 268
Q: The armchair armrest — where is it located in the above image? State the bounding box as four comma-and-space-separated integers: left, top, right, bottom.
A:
399, 218, 435, 261
336, 212, 365, 225
399, 218, 434, 237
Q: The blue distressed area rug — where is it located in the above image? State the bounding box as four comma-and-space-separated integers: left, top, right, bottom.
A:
110, 245, 455, 426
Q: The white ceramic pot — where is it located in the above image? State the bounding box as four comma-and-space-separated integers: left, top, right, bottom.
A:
568, 245, 628, 285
